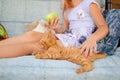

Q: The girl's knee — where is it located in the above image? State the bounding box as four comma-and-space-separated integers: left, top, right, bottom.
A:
25, 31, 38, 37
24, 31, 43, 42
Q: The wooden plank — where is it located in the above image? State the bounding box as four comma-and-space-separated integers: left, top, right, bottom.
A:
112, 0, 120, 4
112, 4, 120, 9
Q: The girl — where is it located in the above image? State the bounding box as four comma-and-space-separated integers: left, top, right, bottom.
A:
48, 0, 109, 57
0, 0, 108, 58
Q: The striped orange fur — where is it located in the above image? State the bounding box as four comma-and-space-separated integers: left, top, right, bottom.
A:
33, 30, 106, 73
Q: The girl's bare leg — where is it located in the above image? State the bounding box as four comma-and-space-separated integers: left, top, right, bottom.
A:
0, 31, 44, 58
0, 43, 32, 58
0, 31, 44, 46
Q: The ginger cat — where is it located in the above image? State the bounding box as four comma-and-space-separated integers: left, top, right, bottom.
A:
33, 30, 106, 73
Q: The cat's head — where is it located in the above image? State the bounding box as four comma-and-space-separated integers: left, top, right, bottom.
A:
40, 30, 56, 49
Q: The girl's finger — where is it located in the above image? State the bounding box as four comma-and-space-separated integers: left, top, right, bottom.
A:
50, 18, 54, 27
89, 47, 93, 56
53, 17, 57, 27
80, 44, 86, 54
48, 19, 51, 25
84, 46, 90, 57
54, 17, 59, 26
93, 44, 97, 53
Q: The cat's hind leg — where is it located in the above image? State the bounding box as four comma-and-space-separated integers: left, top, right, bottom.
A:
68, 58, 94, 73
76, 61, 93, 73
34, 52, 50, 59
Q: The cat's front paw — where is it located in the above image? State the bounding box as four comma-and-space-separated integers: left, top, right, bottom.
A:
34, 53, 43, 59
76, 68, 83, 74
34, 53, 49, 59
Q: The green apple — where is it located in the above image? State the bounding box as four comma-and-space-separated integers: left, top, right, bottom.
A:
45, 12, 58, 22
0, 28, 5, 37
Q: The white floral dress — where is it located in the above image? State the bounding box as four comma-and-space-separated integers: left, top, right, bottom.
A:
56, 0, 99, 47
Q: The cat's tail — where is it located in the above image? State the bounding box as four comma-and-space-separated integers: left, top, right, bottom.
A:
89, 52, 106, 62
96, 52, 106, 59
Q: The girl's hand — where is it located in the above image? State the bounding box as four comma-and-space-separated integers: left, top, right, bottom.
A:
79, 36, 97, 58
45, 16, 59, 29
